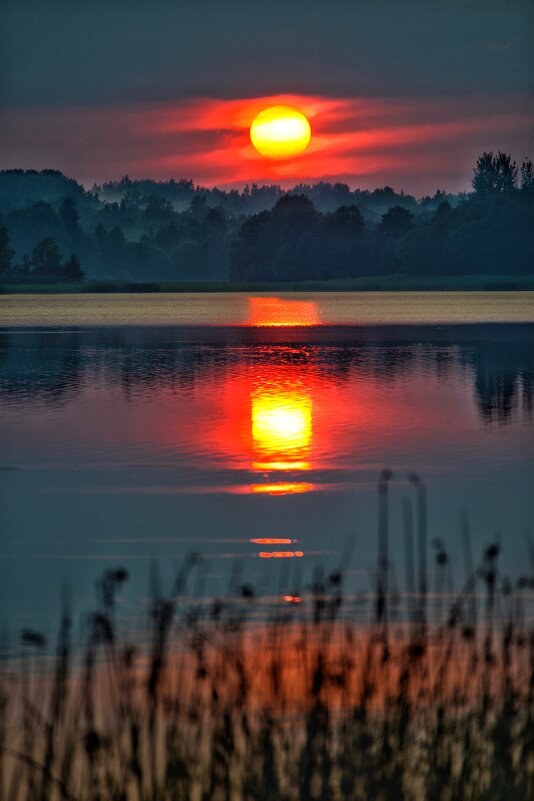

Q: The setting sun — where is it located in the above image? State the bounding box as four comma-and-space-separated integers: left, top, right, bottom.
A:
250, 105, 312, 158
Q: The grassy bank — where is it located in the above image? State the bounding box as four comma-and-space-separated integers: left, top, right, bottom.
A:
2, 273, 534, 294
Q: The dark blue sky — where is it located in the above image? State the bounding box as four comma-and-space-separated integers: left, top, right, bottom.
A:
2, 0, 532, 104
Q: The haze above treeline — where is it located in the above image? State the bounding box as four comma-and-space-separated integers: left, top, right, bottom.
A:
0, 152, 533, 284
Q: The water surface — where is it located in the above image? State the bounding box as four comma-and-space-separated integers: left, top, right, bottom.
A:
1, 290, 533, 327
1, 293, 533, 633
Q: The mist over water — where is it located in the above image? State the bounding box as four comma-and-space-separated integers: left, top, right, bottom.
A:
1, 294, 533, 634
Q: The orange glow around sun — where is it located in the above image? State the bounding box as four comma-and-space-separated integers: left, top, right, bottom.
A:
27, 92, 526, 190
250, 106, 311, 159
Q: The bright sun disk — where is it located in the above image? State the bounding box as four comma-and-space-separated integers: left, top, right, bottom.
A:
250, 105, 311, 159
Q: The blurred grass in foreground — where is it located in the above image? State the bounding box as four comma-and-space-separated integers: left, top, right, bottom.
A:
1, 472, 534, 800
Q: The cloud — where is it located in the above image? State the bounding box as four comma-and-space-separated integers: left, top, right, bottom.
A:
1, 94, 531, 194
484, 40, 516, 53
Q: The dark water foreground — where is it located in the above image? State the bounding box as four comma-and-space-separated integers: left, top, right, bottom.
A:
2, 516, 534, 801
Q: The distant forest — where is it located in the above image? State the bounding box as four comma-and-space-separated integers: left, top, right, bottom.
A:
0, 152, 533, 284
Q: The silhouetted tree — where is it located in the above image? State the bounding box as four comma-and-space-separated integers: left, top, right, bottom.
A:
397, 229, 430, 274
494, 152, 518, 193
431, 200, 454, 232
521, 159, 534, 192
31, 236, 63, 275
321, 204, 369, 277
377, 206, 415, 237
472, 153, 498, 196
154, 223, 181, 250
0, 223, 15, 275
144, 195, 175, 225
205, 206, 226, 231
189, 195, 208, 220
59, 196, 79, 232
472, 151, 518, 195
231, 195, 319, 281
63, 254, 85, 281
328, 204, 365, 230
19, 255, 32, 276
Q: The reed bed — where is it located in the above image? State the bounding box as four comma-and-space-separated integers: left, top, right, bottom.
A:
2, 472, 534, 801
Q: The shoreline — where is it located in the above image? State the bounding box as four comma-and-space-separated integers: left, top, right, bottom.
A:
2, 323, 534, 342
2, 273, 534, 295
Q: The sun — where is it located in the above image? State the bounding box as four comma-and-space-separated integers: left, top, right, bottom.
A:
250, 105, 311, 159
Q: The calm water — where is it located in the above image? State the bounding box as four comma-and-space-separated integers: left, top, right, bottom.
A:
1, 293, 533, 633
2, 290, 534, 326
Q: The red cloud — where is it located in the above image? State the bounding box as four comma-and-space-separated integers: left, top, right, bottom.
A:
1, 93, 531, 193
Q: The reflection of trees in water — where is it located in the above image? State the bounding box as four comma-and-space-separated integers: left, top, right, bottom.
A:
0, 331, 82, 406
1, 328, 533, 424
461, 340, 534, 424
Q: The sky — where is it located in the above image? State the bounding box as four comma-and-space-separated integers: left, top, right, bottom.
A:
1, 0, 533, 194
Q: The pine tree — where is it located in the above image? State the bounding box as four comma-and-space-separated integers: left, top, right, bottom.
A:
521, 159, 534, 192
472, 151, 518, 195
59, 196, 79, 232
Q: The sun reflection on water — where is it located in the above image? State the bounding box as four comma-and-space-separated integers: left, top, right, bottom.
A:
198, 297, 324, 496
251, 387, 312, 468
247, 297, 319, 492
251, 482, 314, 495
250, 376, 314, 494
246, 296, 320, 327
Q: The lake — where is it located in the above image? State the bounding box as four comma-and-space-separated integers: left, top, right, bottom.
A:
1, 292, 533, 635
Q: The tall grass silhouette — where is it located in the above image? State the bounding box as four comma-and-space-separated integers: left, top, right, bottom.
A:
1, 471, 534, 800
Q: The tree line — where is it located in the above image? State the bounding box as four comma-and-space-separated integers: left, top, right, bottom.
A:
0, 152, 532, 284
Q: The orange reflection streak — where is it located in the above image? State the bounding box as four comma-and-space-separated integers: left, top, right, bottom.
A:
250, 354, 314, 494
246, 297, 320, 327
250, 538, 296, 544
252, 460, 311, 471
283, 595, 302, 603
251, 482, 314, 495
246, 302, 317, 497
259, 551, 304, 559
